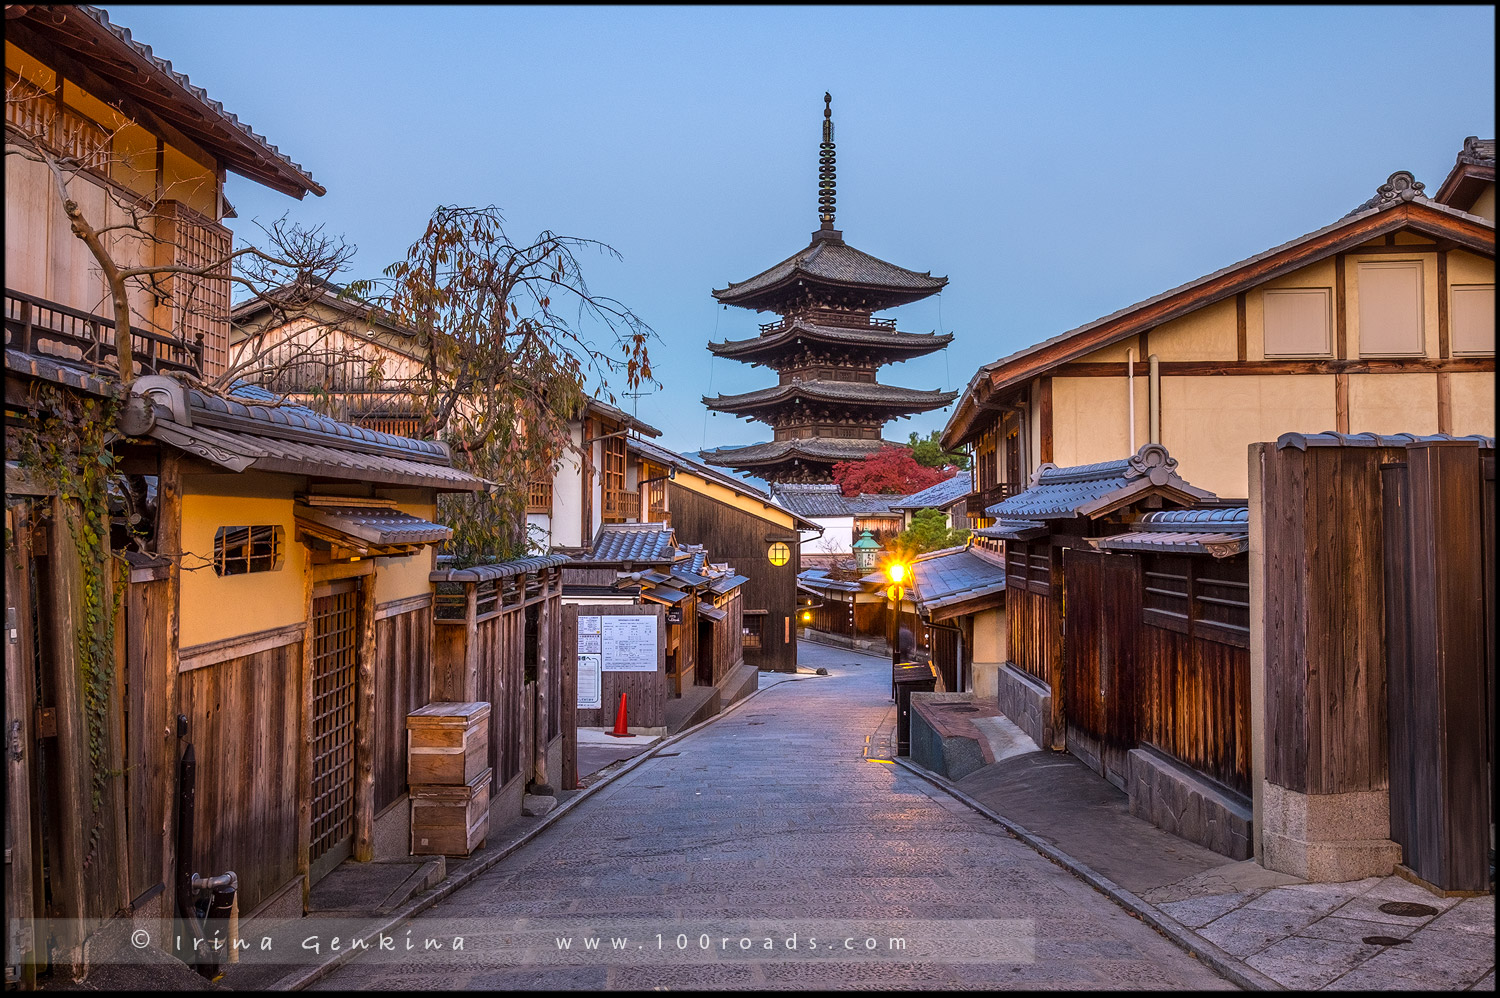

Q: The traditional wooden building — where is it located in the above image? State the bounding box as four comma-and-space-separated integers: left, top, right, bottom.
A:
975, 446, 1265, 857
699, 94, 957, 484
627, 436, 818, 674
229, 278, 427, 436
943, 149, 1495, 511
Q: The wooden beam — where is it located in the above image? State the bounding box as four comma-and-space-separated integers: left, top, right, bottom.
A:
1345, 242, 1448, 255
1051, 357, 1494, 378
1335, 373, 1350, 433
1437, 250, 1450, 359
1039, 377, 1053, 465
1437, 372, 1453, 434
1236, 293, 1247, 362
1335, 254, 1348, 360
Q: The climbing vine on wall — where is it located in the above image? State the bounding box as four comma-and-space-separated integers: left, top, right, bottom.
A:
14, 384, 125, 866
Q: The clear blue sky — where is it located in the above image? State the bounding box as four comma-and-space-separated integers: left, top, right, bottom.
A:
108, 5, 1495, 455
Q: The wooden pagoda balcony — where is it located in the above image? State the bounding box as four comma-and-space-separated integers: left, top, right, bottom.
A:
963, 482, 1024, 520
759, 312, 899, 335
4, 287, 204, 377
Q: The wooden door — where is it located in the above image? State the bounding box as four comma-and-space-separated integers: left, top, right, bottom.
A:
309, 579, 360, 882
1061, 547, 1140, 788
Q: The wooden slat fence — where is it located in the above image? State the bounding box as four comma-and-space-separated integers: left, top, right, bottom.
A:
373, 598, 432, 813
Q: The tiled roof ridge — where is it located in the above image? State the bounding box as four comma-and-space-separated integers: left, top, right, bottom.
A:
184, 381, 450, 463
704, 380, 959, 409
76, 5, 323, 195
708, 321, 954, 355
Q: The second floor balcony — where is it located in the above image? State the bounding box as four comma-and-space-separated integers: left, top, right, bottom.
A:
5, 287, 205, 378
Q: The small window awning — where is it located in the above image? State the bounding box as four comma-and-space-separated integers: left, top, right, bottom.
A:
295, 503, 451, 558
708, 573, 749, 595
696, 603, 727, 622
639, 584, 690, 606
974, 521, 1048, 542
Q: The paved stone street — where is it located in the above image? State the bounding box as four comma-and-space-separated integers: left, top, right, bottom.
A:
318, 644, 1230, 990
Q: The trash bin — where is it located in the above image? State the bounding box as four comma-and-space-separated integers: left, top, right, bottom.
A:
893, 660, 937, 756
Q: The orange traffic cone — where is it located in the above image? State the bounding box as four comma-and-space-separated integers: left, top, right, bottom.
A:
605, 692, 632, 738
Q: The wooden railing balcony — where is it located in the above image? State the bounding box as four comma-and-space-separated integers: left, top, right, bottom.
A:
602, 488, 639, 522
759, 313, 899, 335
5, 287, 204, 377
964, 482, 1024, 520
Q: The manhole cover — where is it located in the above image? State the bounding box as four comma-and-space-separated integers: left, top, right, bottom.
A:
1377, 901, 1439, 918
1361, 935, 1412, 946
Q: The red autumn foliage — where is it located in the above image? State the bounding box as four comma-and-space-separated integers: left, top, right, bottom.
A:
831, 446, 953, 498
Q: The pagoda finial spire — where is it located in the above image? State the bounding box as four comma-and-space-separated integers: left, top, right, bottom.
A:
817, 92, 836, 227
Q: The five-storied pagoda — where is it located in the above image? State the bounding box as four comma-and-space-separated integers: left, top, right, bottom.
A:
699, 94, 958, 484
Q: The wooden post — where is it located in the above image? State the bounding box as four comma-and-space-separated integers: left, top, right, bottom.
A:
1334, 254, 1348, 359
296, 556, 315, 911
1334, 373, 1350, 434
5, 504, 39, 986
353, 577, 377, 862
534, 596, 551, 790
106, 559, 131, 912
1399, 441, 1489, 890
46, 497, 90, 978
561, 603, 578, 790
157, 452, 183, 944
463, 584, 479, 701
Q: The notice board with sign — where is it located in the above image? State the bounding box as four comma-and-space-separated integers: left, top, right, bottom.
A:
564, 603, 667, 734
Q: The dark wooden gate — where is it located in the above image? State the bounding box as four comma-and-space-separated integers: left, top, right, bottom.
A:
1061, 548, 1141, 789
1381, 442, 1491, 892
309, 579, 359, 882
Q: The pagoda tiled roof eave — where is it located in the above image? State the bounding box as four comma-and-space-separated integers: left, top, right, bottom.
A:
699, 437, 891, 469
702, 381, 959, 415
711, 237, 948, 311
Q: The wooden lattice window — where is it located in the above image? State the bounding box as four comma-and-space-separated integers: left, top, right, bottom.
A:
742, 614, 764, 650
155, 200, 232, 377
213, 525, 283, 576
527, 475, 553, 513
1142, 553, 1248, 648
309, 581, 359, 871
601, 435, 627, 519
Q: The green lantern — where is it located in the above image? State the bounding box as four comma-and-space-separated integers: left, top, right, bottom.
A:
852, 529, 881, 572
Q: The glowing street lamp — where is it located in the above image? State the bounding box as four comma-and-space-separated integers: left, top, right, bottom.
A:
885, 557, 911, 677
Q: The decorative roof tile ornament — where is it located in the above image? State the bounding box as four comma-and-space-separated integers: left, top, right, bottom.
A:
1375, 170, 1428, 206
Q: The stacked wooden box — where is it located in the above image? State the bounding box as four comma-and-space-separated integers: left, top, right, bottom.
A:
407, 701, 491, 857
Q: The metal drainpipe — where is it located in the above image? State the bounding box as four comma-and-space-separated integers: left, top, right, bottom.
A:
1148, 353, 1161, 446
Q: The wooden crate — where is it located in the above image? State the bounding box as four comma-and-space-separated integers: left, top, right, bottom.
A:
406, 701, 491, 787
410, 767, 491, 857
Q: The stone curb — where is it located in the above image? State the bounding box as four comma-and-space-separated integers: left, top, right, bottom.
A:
275, 670, 817, 991
892, 756, 1283, 992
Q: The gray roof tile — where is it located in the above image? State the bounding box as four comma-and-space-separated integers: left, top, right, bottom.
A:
910, 546, 1007, 615
988, 445, 1214, 521
580, 523, 680, 564
889, 474, 970, 511
704, 379, 957, 414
